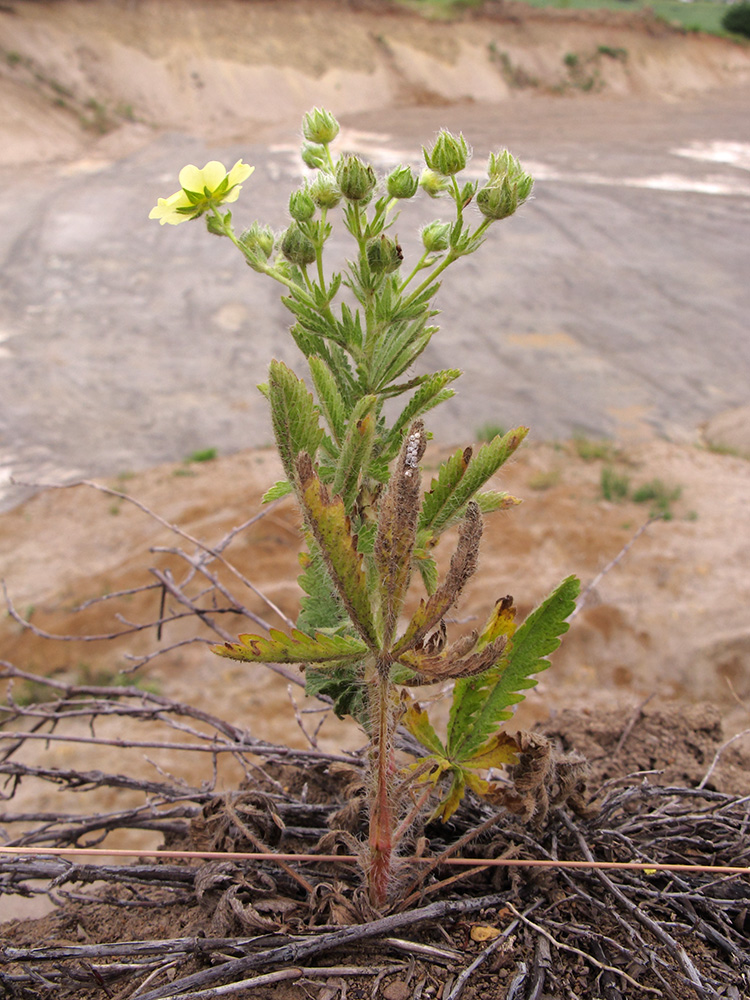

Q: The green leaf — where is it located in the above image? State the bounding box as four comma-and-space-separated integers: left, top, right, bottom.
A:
262, 480, 293, 503
308, 355, 347, 445
305, 662, 367, 723
383, 370, 460, 461
419, 428, 528, 538
418, 445, 473, 538
296, 454, 379, 649
415, 552, 438, 595
213, 627, 368, 664
449, 576, 580, 759
475, 490, 522, 515
330, 395, 377, 512
268, 361, 325, 488
296, 547, 346, 634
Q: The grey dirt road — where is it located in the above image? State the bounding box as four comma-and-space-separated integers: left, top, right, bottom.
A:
1, 89, 749, 508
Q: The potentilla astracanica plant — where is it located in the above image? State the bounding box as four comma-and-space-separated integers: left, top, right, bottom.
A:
150, 108, 579, 909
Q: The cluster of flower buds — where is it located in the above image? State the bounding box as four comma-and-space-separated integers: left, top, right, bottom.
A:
149, 108, 535, 281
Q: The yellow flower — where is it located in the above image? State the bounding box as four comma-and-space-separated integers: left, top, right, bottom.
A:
149, 159, 254, 225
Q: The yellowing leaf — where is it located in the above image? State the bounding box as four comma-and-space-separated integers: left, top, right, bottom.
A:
476, 595, 517, 651
213, 628, 368, 664
403, 702, 446, 757
461, 731, 520, 771
296, 454, 379, 649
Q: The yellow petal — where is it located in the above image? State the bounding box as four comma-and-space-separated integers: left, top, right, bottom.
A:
227, 160, 254, 186
149, 190, 195, 225
178, 164, 206, 192
199, 160, 229, 192
223, 186, 242, 204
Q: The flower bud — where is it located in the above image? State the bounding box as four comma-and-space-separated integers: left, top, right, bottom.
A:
387, 164, 419, 200
205, 211, 230, 236
301, 142, 327, 170
459, 180, 478, 207
336, 154, 377, 202
280, 223, 316, 267
476, 177, 519, 221
420, 220, 451, 253
419, 168, 450, 199
487, 150, 534, 202
366, 234, 403, 274
289, 186, 316, 222
309, 172, 342, 209
423, 130, 470, 176
302, 107, 340, 145
238, 221, 275, 270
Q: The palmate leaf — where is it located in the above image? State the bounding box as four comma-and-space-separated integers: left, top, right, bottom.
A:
296, 453, 379, 649
448, 575, 580, 760
213, 627, 368, 664
404, 704, 519, 822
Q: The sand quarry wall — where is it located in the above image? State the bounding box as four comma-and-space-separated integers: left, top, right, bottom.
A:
1, 0, 750, 163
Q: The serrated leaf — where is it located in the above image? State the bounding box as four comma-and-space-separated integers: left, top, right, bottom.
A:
296, 547, 346, 634
262, 480, 293, 503
305, 662, 368, 723
475, 491, 522, 514
449, 576, 580, 759
418, 445, 473, 537
475, 594, 517, 651
213, 627, 368, 664
330, 395, 377, 512
415, 553, 438, 595
419, 429, 528, 538
459, 731, 520, 771
268, 361, 325, 488
383, 370, 460, 461
296, 453, 379, 649
308, 355, 347, 445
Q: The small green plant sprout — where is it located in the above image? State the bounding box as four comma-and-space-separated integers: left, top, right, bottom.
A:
600, 465, 630, 502
151, 108, 579, 909
476, 420, 506, 443
573, 433, 615, 463
632, 478, 682, 520
185, 447, 218, 463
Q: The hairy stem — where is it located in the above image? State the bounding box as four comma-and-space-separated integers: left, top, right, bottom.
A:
367, 656, 398, 909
